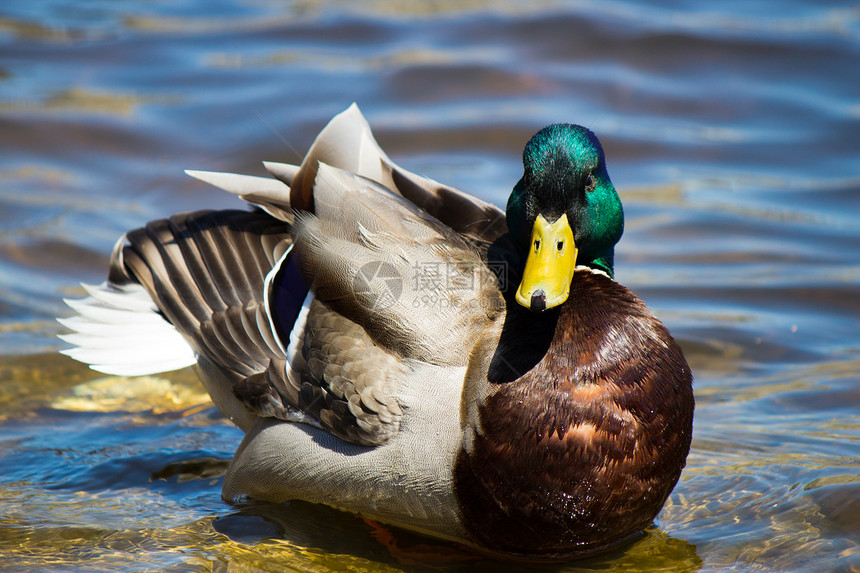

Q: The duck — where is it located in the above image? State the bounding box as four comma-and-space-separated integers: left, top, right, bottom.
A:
58, 104, 694, 560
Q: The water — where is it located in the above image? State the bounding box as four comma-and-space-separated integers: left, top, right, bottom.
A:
1, 1, 858, 571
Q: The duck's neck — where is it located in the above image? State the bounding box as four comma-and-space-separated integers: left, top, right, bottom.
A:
486, 289, 559, 384
584, 247, 615, 279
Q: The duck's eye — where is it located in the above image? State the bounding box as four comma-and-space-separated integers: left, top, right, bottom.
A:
534, 239, 541, 252
585, 174, 595, 192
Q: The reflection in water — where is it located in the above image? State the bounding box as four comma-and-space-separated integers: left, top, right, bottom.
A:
214, 501, 703, 572
1, 0, 858, 571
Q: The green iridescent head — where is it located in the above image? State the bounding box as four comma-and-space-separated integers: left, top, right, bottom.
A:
506, 124, 624, 311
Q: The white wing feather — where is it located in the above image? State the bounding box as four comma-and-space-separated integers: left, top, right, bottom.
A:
58, 282, 196, 376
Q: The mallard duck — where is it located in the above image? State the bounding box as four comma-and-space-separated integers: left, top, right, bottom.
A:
59, 104, 694, 559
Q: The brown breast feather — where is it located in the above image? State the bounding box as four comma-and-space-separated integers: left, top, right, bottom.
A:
455, 271, 694, 557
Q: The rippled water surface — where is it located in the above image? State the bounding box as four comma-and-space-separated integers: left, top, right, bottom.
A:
1, 1, 858, 571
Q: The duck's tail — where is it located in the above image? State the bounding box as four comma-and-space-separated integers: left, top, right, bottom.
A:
57, 278, 197, 377
58, 209, 292, 378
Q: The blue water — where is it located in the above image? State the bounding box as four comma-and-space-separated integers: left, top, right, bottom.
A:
1, 1, 858, 571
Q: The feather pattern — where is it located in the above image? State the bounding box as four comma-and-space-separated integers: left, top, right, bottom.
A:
293, 164, 503, 366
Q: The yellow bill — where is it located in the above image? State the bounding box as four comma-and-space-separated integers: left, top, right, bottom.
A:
515, 213, 577, 312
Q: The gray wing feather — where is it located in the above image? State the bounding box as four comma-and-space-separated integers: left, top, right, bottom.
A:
294, 164, 503, 367
106, 105, 508, 444
112, 210, 297, 419
184, 170, 294, 223
292, 299, 406, 446
115, 208, 408, 445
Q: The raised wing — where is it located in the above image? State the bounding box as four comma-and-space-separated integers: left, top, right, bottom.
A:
187, 104, 508, 243
292, 163, 504, 368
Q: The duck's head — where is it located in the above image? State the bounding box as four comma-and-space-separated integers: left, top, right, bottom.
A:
506, 124, 623, 312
